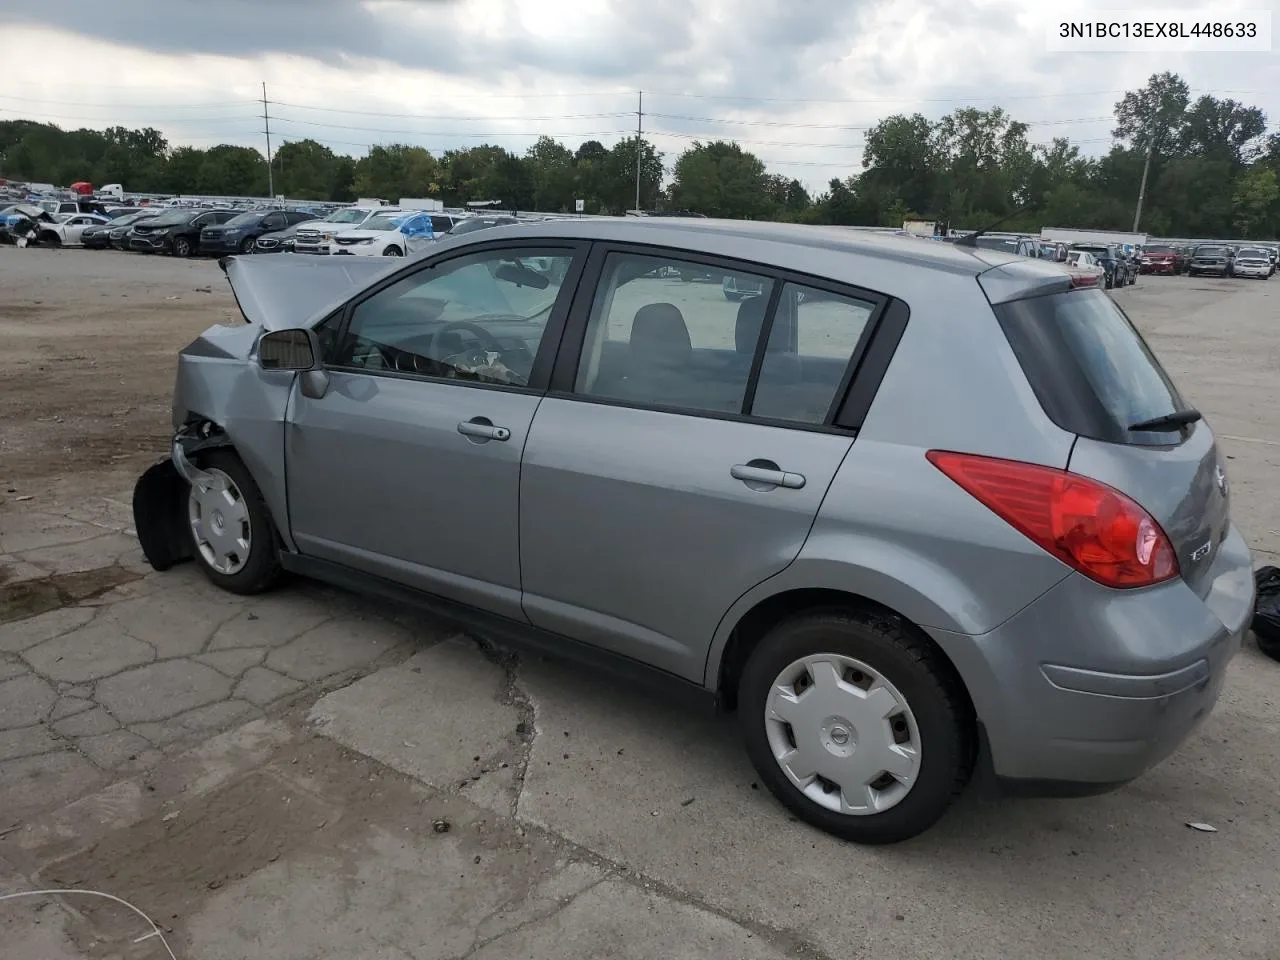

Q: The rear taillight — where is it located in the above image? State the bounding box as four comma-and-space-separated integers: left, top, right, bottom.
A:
926, 451, 1179, 589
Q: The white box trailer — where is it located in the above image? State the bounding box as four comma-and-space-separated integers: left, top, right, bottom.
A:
1041, 226, 1148, 254
398, 197, 443, 212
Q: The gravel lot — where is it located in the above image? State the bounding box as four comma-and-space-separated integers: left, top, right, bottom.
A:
1, 247, 1278, 960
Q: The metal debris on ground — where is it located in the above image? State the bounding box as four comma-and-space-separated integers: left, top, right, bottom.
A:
1186, 822, 1218, 833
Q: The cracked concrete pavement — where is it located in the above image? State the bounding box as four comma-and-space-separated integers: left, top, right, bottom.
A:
2, 260, 1280, 959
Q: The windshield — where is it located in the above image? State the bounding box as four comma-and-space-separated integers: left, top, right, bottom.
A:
1237, 248, 1268, 258
1195, 245, 1226, 256
361, 214, 409, 232
224, 212, 262, 228
324, 208, 369, 224
1144, 245, 1173, 254
148, 211, 195, 225
111, 213, 147, 227
974, 236, 1019, 251
1073, 245, 1109, 256
996, 288, 1186, 446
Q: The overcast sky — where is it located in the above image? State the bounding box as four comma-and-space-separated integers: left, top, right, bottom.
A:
0, 0, 1276, 190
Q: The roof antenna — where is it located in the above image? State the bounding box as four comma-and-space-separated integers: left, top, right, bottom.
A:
953, 204, 1035, 247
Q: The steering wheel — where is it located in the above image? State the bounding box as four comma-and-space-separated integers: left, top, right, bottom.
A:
428, 320, 505, 360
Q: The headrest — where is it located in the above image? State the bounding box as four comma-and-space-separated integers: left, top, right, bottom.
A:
630, 303, 691, 365
735, 295, 769, 354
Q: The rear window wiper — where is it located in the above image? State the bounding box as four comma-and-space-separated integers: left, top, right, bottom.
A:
1129, 408, 1202, 432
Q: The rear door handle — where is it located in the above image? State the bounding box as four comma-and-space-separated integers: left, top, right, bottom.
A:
731, 464, 806, 489
457, 419, 511, 442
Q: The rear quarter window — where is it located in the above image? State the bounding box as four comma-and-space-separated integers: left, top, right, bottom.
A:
994, 288, 1188, 447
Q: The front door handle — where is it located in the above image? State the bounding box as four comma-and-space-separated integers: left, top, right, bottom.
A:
457, 419, 511, 442
731, 463, 806, 489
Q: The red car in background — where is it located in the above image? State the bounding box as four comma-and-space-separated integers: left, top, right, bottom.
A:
1140, 243, 1185, 275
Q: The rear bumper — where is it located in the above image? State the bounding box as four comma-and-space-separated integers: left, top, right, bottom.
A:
930, 522, 1254, 789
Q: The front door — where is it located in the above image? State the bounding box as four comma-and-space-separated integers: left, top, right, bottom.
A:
285, 242, 585, 620
519, 249, 881, 680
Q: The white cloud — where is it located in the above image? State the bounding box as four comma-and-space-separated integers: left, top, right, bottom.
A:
0, 0, 1275, 191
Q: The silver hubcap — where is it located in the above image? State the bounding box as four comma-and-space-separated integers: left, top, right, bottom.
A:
765, 654, 921, 815
187, 468, 251, 575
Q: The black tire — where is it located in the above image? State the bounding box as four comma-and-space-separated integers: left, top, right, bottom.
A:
172, 235, 192, 257
737, 609, 975, 845
382, 245, 403, 257
186, 448, 282, 595
240, 235, 256, 254
40, 232, 61, 248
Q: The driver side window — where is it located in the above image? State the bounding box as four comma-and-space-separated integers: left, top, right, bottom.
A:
334, 248, 575, 387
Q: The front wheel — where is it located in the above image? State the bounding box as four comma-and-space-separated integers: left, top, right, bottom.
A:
171, 235, 192, 257
738, 610, 975, 845
382, 246, 403, 257
40, 232, 61, 248
186, 449, 282, 595
240, 236, 256, 254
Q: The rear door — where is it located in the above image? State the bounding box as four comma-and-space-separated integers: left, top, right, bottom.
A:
519, 247, 886, 679
995, 288, 1230, 597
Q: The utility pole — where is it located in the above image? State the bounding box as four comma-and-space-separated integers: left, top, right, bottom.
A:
262, 82, 274, 199
634, 90, 643, 212
1132, 120, 1155, 232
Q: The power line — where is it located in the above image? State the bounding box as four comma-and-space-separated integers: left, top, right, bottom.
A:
266, 100, 632, 122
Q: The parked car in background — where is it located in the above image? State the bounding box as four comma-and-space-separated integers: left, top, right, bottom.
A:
1069, 243, 1130, 288
252, 222, 307, 254
1037, 241, 1068, 262
325, 209, 440, 257
132, 220, 1253, 845
37, 198, 111, 218
448, 215, 520, 237
199, 209, 314, 255
1187, 244, 1235, 277
971, 234, 1041, 258
1232, 246, 1274, 279
0, 203, 53, 244
1139, 244, 1185, 275
292, 206, 397, 254
108, 212, 157, 249
1064, 249, 1105, 288
129, 208, 237, 256
34, 212, 110, 247
82, 211, 151, 249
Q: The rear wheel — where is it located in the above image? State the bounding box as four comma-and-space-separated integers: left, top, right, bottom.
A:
186, 449, 282, 595
738, 610, 974, 845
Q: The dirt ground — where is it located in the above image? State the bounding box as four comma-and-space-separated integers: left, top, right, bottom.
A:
2, 246, 1279, 960
0, 251, 238, 495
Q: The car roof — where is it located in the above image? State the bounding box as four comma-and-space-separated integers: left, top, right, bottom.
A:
448, 217, 1021, 278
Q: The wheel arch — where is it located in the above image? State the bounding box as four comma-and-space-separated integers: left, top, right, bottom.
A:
710, 586, 976, 725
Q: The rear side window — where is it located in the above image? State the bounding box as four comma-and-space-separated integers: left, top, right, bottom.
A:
752, 283, 874, 424
995, 289, 1188, 446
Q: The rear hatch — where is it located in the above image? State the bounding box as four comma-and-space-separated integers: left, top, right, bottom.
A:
994, 287, 1231, 598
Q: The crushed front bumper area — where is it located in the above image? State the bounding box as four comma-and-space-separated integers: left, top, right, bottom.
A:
132, 431, 226, 572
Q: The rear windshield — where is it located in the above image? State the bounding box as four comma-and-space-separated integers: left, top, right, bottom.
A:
995, 288, 1188, 446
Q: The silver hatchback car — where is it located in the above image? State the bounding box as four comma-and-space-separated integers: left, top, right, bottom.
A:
133, 219, 1255, 844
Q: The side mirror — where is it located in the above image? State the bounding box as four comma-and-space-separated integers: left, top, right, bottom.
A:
258, 328, 320, 371
259, 328, 330, 399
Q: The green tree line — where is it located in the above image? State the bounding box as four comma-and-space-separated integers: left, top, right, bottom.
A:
1, 73, 1275, 237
